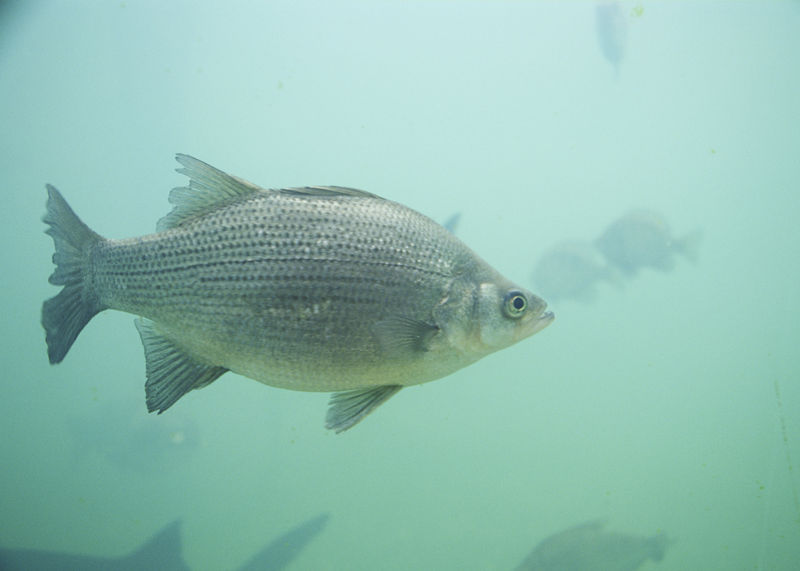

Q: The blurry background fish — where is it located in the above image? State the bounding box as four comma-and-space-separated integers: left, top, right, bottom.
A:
515, 520, 670, 571
0, 513, 330, 571
237, 513, 330, 571
595, 210, 702, 276
66, 399, 201, 474
595, 2, 627, 75
530, 210, 701, 304
0, 520, 190, 571
531, 240, 616, 303
443, 212, 462, 234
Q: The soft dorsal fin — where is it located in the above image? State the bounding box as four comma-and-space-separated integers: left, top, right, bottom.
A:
279, 185, 380, 199
157, 154, 264, 231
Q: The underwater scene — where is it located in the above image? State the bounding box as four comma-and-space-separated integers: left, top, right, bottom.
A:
1, 1, 798, 569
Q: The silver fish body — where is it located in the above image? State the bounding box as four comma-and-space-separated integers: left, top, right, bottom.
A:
42, 155, 553, 431
516, 520, 670, 571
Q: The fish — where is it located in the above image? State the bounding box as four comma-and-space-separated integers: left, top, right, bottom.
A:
442, 212, 462, 234
595, 2, 627, 75
595, 210, 701, 276
42, 155, 554, 432
66, 399, 200, 474
0, 514, 329, 571
531, 241, 615, 303
0, 520, 190, 571
515, 520, 670, 571
238, 513, 329, 571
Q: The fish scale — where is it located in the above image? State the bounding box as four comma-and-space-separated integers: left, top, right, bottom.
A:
41, 154, 553, 431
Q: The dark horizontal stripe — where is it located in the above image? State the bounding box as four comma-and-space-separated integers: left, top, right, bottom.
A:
95, 255, 451, 281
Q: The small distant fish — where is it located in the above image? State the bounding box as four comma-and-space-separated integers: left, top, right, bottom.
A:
42, 155, 553, 432
595, 2, 627, 74
67, 400, 199, 473
442, 212, 462, 234
515, 520, 670, 571
532, 241, 615, 303
595, 210, 701, 276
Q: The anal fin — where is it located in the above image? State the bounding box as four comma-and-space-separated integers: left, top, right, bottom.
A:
135, 318, 227, 413
325, 385, 402, 433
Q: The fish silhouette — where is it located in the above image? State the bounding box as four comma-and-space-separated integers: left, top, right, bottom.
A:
0, 513, 329, 571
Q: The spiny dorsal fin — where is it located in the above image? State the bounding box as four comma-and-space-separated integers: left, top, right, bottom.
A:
157, 154, 264, 231
325, 385, 402, 433
135, 318, 227, 413
159, 156, 383, 231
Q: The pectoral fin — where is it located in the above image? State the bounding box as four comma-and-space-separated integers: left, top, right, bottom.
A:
372, 316, 439, 356
135, 318, 227, 413
325, 385, 403, 433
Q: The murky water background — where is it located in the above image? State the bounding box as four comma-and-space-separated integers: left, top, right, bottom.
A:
1, 2, 798, 569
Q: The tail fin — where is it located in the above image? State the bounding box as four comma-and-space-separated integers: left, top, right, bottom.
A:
42, 185, 104, 364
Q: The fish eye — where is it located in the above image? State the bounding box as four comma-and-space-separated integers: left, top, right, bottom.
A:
503, 290, 527, 318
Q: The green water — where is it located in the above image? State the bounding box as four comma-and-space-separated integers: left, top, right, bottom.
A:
1, 1, 798, 569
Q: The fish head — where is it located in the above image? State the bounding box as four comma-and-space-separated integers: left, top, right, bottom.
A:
474, 281, 554, 351
435, 273, 554, 358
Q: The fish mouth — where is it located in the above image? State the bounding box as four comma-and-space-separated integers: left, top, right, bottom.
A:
524, 307, 554, 338
523, 294, 554, 333
535, 310, 555, 330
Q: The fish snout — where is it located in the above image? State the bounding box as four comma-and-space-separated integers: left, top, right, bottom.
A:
520, 293, 554, 339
